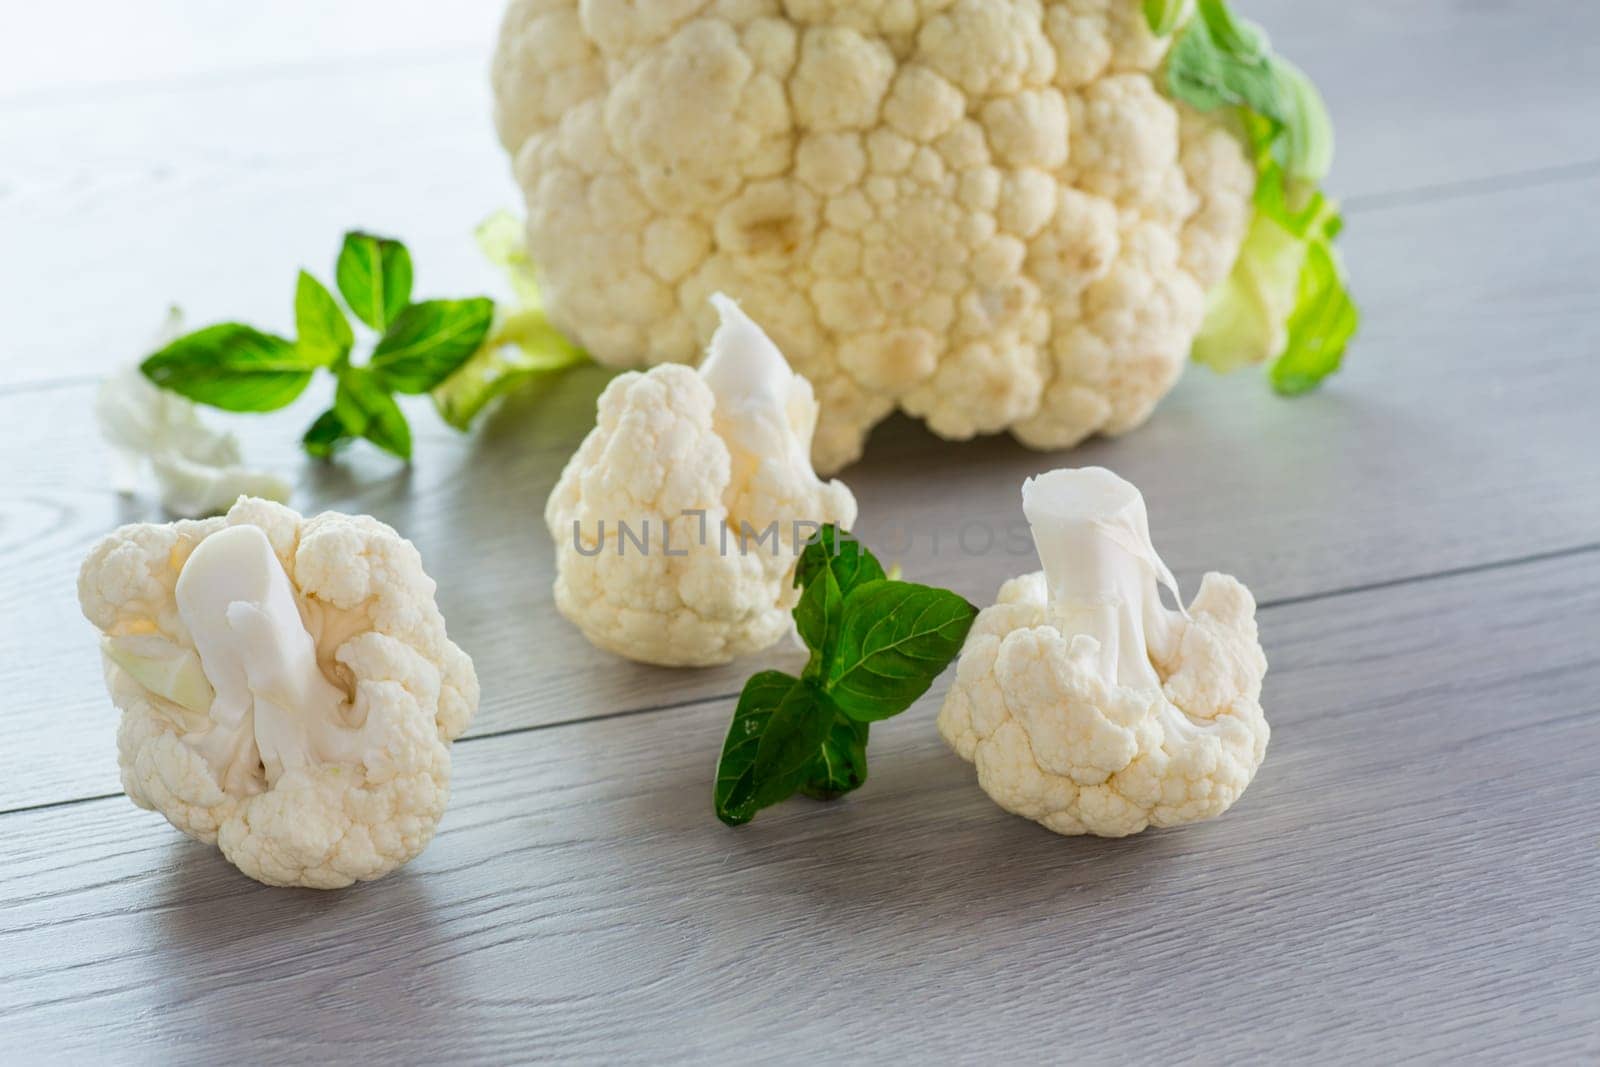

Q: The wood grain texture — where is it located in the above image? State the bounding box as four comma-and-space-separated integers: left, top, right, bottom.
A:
3, 2, 1599, 1059
2, 551, 1597, 1062
3, 1, 1599, 387
5, 170, 1597, 813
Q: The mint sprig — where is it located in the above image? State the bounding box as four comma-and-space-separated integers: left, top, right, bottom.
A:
139, 231, 495, 462
714, 527, 977, 827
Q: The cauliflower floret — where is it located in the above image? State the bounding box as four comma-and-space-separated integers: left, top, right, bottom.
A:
78, 497, 479, 888
546, 293, 857, 666
492, 0, 1256, 472
938, 467, 1269, 836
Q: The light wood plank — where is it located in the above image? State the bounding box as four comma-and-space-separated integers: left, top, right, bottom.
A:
5, 172, 1599, 813
2, 2, 1598, 387
1, 551, 1596, 1061
1246, 0, 1600, 202
0, 0, 505, 100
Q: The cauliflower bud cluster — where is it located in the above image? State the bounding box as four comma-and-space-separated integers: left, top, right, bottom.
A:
78, 497, 479, 889
493, 0, 1255, 472
546, 293, 857, 667
938, 467, 1269, 836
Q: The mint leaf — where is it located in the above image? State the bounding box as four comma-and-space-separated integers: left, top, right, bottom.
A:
794, 562, 844, 680
794, 525, 887, 679
336, 232, 413, 332
826, 581, 978, 723
800, 716, 869, 801
714, 672, 832, 826
795, 525, 886, 597
294, 271, 353, 367
301, 408, 351, 460
142, 324, 314, 412
334, 369, 412, 460
370, 298, 495, 394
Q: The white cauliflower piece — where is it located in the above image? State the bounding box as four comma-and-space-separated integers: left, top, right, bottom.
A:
492, 0, 1255, 472
97, 310, 292, 517
78, 497, 479, 888
938, 467, 1268, 836
546, 293, 857, 666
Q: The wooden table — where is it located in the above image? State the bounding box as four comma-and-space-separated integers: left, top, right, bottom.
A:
2, 2, 1596, 1060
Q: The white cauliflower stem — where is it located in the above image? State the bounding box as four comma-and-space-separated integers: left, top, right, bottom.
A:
78, 497, 479, 888
938, 467, 1268, 836
492, 0, 1255, 472
546, 294, 856, 666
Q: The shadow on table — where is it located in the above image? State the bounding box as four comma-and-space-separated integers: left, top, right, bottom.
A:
131, 839, 464, 1043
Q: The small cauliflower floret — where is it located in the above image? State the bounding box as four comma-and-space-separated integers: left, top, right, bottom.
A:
78, 498, 479, 889
546, 293, 857, 667
938, 467, 1268, 837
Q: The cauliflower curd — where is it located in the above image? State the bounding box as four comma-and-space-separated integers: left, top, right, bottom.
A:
546, 294, 856, 666
492, 0, 1256, 472
78, 497, 479, 888
938, 468, 1268, 836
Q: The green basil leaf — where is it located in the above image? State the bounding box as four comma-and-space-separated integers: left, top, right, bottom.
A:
825, 581, 978, 723
334, 369, 412, 460
795, 525, 886, 596
141, 324, 314, 412
301, 407, 352, 460
800, 716, 870, 801
794, 526, 885, 674
370, 298, 496, 394
714, 672, 832, 826
1143, 0, 1188, 37
294, 271, 353, 367
335, 232, 413, 332
794, 562, 843, 675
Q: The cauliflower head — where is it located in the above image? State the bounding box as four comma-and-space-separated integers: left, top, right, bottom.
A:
546, 294, 857, 666
492, 0, 1255, 472
938, 467, 1268, 836
77, 497, 479, 888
